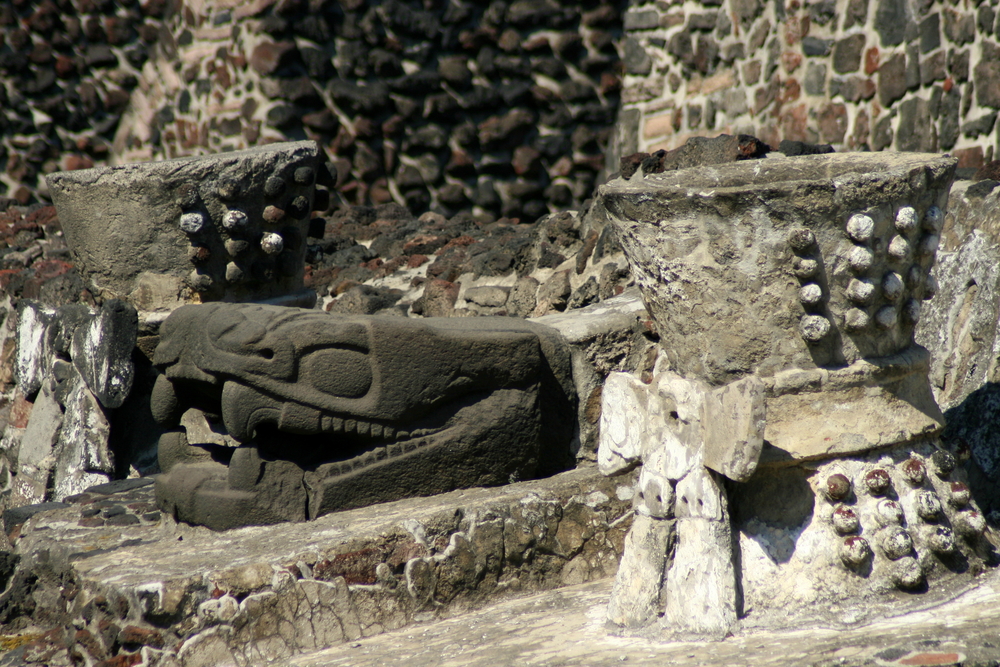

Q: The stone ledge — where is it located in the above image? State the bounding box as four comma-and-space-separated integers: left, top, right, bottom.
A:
6, 466, 633, 666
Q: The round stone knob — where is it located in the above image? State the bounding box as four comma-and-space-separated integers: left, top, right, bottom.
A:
824, 473, 852, 501
923, 274, 938, 300
792, 257, 819, 278
847, 246, 873, 274
847, 278, 876, 305
931, 450, 956, 477
890, 556, 923, 589
844, 308, 869, 332
914, 491, 942, 521
788, 228, 816, 251
882, 272, 904, 301
832, 505, 859, 534
225, 262, 246, 283
188, 246, 210, 264
840, 536, 871, 567
799, 283, 823, 306
953, 510, 986, 537
923, 206, 944, 232
874, 306, 897, 329
864, 468, 891, 495
875, 499, 904, 526
887, 236, 910, 261
800, 315, 831, 342
918, 234, 940, 256
949, 481, 970, 507
922, 525, 955, 553
261, 232, 285, 255
294, 166, 315, 185
894, 206, 917, 234
265, 175, 287, 198
879, 526, 913, 560
900, 458, 926, 485
187, 270, 213, 293
179, 212, 205, 234
222, 209, 249, 231
225, 239, 250, 256
846, 214, 874, 243
263, 205, 286, 224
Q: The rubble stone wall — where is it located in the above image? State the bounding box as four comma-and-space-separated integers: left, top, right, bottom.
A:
1, 0, 625, 220
616, 0, 1000, 170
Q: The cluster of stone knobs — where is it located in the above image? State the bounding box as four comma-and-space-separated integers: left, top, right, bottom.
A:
178, 166, 315, 292
842, 206, 940, 333
821, 450, 986, 589
788, 205, 942, 343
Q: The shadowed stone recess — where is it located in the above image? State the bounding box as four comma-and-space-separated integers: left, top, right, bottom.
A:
151, 303, 577, 530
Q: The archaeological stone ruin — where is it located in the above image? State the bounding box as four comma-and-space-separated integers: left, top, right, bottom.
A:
0, 136, 997, 665
1, 0, 1000, 664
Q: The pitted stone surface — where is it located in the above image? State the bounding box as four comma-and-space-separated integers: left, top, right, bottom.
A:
6, 467, 630, 667
46, 141, 324, 312
276, 572, 1000, 667
601, 152, 956, 385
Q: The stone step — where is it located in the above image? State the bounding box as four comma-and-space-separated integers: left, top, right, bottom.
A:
6, 466, 634, 666
289, 572, 1000, 667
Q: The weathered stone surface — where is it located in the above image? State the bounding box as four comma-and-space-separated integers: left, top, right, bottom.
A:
15, 301, 56, 396
896, 97, 936, 152
52, 377, 112, 500
606, 514, 673, 628
702, 376, 765, 482
662, 517, 737, 637
152, 303, 577, 528
875, 0, 908, 46
536, 289, 652, 459
46, 141, 322, 312
11, 466, 629, 665
761, 352, 944, 462
15, 378, 63, 505
974, 57, 1000, 109
601, 153, 956, 385
70, 300, 137, 409
832, 34, 866, 74
878, 53, 908, 106
920, 13, 940, 53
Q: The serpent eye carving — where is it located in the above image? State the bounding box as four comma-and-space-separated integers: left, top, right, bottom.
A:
299, 347, 372, 398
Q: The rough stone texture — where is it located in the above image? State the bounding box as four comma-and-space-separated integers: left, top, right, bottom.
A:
594, 152, 1000, 639
702, 376, 765, 482
601, 153, 955, 384
4, 466, 630, 666
619, 0, 999, 160
255, 573, 1000, 667
151, 302, 577, 528
599, 364, 744, 636
47, 142, 324, 314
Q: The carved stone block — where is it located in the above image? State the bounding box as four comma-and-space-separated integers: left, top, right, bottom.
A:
151, 303, 577, 530
46, 141, 324, 314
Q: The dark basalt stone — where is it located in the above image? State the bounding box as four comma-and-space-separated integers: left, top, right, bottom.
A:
151, 303, 577, 530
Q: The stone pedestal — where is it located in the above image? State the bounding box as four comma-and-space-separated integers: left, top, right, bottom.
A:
46, 141, 326, 323
595, 153, 997, 634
